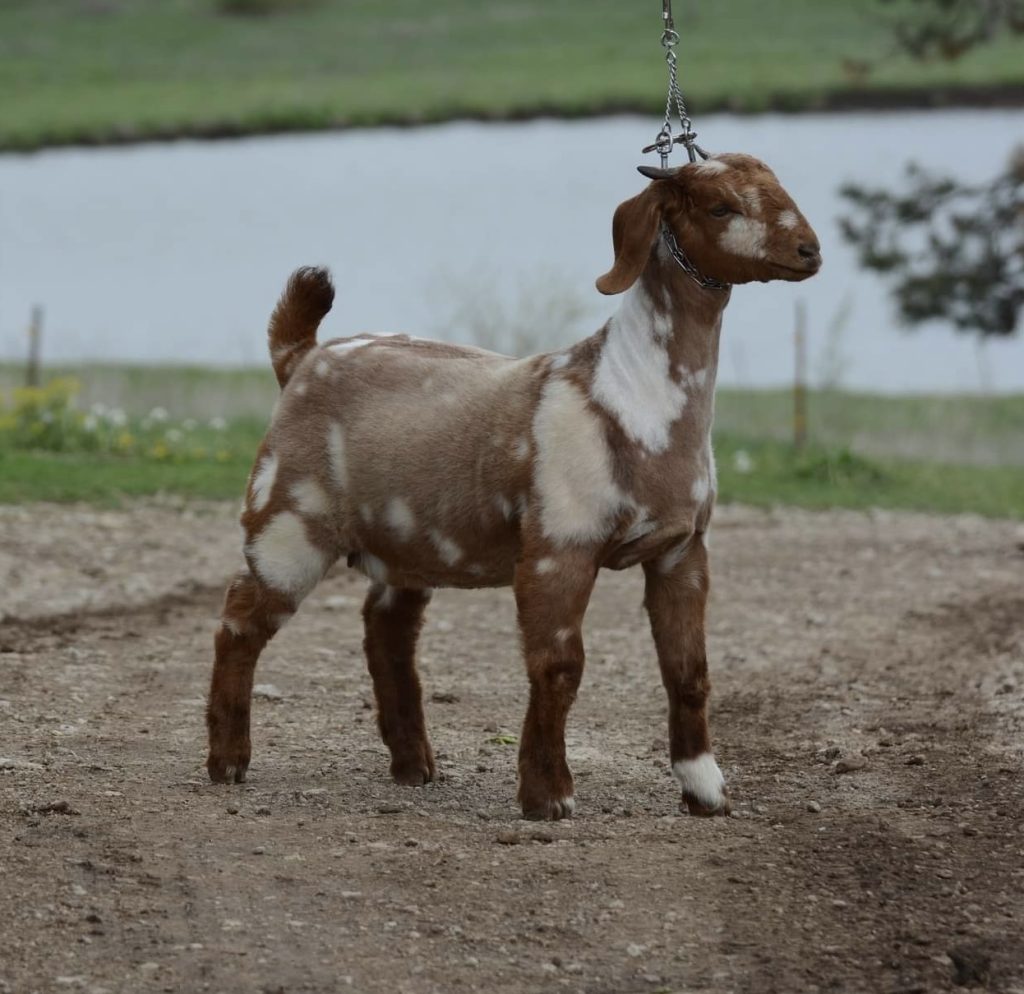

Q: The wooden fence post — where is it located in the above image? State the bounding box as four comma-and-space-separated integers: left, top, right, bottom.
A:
26, 305, 43, 387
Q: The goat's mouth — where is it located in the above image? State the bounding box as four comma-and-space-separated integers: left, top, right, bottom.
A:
769, 259, 821, 281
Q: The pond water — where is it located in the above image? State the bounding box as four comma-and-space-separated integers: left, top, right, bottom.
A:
1, 109, 1022, 393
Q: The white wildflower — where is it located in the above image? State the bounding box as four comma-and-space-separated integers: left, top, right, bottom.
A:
733, 449, 754, 474
208, 416, 227, 431
149, 407, 169, 423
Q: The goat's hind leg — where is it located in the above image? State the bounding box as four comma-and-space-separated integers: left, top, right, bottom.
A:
643, 533, 729, 816
207, 569, 295, 783
362, 584, 435, 786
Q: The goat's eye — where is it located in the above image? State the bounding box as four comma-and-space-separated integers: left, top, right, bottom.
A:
710, 204, 733, 218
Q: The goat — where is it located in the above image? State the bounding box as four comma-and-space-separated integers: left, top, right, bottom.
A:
205, 152, 821, 820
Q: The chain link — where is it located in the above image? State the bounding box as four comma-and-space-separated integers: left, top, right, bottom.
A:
660, 223, 729, 291
643, 0, 706, 168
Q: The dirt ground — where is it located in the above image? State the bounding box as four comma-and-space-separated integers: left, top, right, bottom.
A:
1, 499, 1022, 994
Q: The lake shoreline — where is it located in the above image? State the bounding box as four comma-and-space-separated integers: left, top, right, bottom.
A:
4, 82, 1024, 155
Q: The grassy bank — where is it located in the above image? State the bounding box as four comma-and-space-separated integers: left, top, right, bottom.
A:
2, 1, 1022, 152
1, 367, 1021, 516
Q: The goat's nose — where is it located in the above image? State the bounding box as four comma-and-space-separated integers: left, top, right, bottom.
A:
798, 241, 820, 260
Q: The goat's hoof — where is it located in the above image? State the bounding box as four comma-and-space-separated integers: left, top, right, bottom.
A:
207, 754, 249, 784
681, 791, 731, 817
521, 796, 575, 821
390, 750, 436, 787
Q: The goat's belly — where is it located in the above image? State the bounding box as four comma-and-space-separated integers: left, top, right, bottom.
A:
347, 527, 519, 591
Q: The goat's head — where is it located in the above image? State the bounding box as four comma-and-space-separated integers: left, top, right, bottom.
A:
596, 153, 821, 294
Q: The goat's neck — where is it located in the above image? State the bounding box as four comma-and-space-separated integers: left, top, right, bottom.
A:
640, 248, 730, 375
584, 254, 729, 460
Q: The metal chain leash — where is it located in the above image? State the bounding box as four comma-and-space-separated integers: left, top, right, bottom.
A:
642, 0, 709, 168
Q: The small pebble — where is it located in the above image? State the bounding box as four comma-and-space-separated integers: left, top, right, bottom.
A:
252, 684, 282, 701
252, 846, 265, 855
905, 754, 925, 766
254, 806, 271, 816
377, 803, 403, 815
835, 756, 867, 774
806, 800, 822, 813
496, 831, 520, 846
226, 803, 240, 815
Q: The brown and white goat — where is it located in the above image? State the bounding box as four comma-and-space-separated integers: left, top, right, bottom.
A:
206, 152, 821, 820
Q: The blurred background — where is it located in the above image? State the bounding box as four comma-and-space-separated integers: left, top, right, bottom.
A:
1, 0, 1022, 516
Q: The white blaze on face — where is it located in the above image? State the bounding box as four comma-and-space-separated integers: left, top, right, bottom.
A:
249, 452, 279, 512
248, 512, 326, 598
385, 497, 416, 540
777, 209, 799, 230
532, 379, 627, 544
719, 215, 768, 259
591, 283, 688, 454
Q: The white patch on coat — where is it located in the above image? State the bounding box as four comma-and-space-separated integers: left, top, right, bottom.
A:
694, 158, 729, 174
221, 617, 243, 637
623, 509, 657, 543
777, 209, 799, 230
429, 530, 462, 566
691, 476, 710, 504
370, 584, 396, 610
314, 359, 330, 378
591, 283, 688, 453
248, 512, 326, 598
328, 337, 374, 356
719, 216, 768, 259
358, 552, 389, 584
532, 379, 627, 544
550, 352, 570, 371
555, 627, 574, 644
359, 503, 373, 524
679, 365, 708, 391
673, 754, 727, 810
290, 478, 330, 517
535, 557, 556, 575
294, 381, 308, 397
495, 494, 513, 521
657, 538, 691, 575
249, 452, 279, 512
385, 497, 416, 540
327, 423, 348, 490
513, 436, 530, 461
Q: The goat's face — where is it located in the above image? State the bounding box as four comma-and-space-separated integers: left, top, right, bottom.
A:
596, 153, 821, 294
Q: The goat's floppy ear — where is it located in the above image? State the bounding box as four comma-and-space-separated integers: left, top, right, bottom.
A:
595, 188, 664, 295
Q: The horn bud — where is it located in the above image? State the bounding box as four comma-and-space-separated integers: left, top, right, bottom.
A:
637, 165, 682, 181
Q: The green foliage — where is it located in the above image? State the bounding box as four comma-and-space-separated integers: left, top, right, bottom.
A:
876, 0, 1024, 60
839, 149, 1024, 338
0, 377, 254, 463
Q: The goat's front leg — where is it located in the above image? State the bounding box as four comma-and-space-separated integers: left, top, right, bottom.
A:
514, 552, 597, 820
643, 534, 730, 816
362, 583, 435, 786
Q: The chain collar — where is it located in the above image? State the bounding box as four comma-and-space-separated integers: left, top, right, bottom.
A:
660, 223, 730, 292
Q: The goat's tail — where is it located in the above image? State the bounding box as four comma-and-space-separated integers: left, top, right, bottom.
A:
267, 266, 335, 388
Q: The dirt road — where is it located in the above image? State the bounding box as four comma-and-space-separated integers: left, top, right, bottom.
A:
1, 500, 1022, 994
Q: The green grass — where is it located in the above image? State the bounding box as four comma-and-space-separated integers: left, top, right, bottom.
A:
2, 365, 1021, 515
3, 431, 1021, 517
1, 0, 1022, 150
